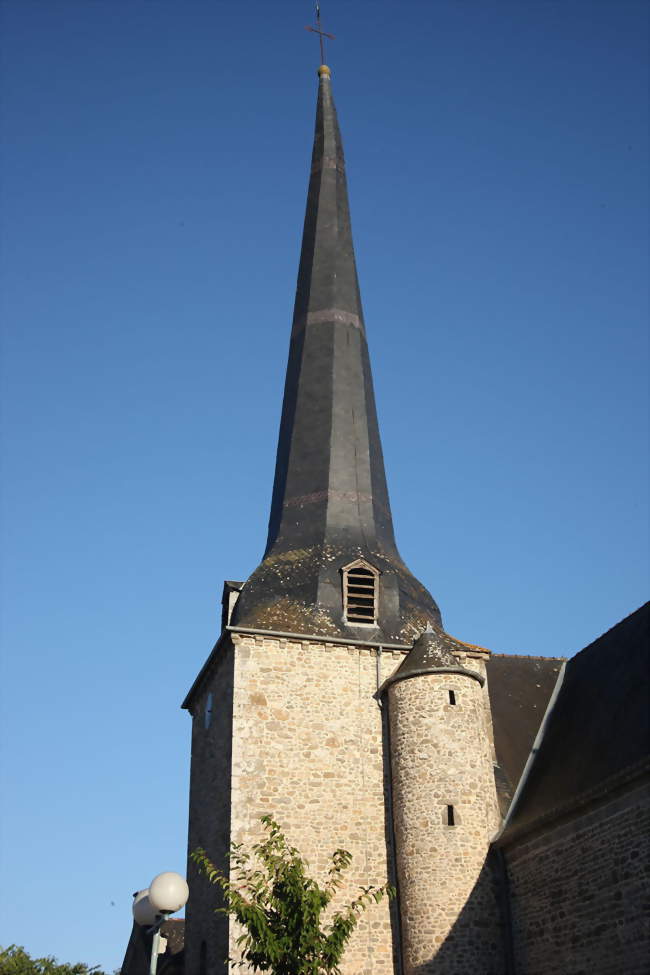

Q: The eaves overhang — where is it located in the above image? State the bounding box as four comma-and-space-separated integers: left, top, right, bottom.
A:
378, 663, 485, 697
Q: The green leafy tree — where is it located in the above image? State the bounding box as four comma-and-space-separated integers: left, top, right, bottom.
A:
0, 946, 110, 975
191, 815, 394, 974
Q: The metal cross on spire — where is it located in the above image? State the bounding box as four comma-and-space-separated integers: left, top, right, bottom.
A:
305, 3, 335, 65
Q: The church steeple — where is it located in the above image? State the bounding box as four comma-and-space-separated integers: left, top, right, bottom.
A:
232, 67, 441, 642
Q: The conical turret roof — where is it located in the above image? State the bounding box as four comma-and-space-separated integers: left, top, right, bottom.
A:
380, 625, 485, 692
232, 67, 441, 642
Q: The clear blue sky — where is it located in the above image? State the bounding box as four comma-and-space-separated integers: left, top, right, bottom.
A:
1, 0, 647, 969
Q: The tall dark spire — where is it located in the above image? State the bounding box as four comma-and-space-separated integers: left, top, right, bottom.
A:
232, 67, 441, 642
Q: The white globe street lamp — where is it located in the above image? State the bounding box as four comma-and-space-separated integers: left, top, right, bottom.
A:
132, 872, 189, 975
149, 872, 190, 914
132, 889, 159, 927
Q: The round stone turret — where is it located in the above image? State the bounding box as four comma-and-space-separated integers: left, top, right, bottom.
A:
383, 627, 502, 974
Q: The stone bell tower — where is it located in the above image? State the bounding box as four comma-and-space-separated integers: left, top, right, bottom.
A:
181, 64, 501, 975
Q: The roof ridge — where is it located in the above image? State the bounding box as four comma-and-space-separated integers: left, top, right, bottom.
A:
568, 601, 650, 661
490, 652, 567, 661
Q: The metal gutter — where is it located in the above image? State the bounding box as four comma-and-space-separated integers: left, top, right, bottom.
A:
496, 755, 650, 847
494, 660, 567, 839
376, 645, 383, 694
227, 624, 411, 651
182, 625, 411, 710
379, 695, 405, 975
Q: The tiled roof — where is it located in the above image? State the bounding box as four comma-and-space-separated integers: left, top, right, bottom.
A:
486, 653, 565, 815
499, 602, 650, 840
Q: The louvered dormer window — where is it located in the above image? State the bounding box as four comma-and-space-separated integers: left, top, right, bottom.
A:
342, 559, 379, 625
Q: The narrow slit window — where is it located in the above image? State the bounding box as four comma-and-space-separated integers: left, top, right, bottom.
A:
449, 690, 456, 706
343, 562, 378, 624
447, 804, 455, 827
204, 691, 214, 730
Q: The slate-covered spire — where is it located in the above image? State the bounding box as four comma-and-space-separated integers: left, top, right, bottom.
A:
232, 66, 441, 642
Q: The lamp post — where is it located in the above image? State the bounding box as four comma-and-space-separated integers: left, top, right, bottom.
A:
132, 872, 189, 975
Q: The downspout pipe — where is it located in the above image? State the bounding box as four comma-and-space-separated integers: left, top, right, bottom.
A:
496, 661, 567, 838
377, 672, 405, 975
490, 660, 567, 972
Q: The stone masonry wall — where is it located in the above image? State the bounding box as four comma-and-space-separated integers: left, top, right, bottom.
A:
226, 633, 406, 975
388, 673, 503, 974
454, 652, 498, 767
184, 643, 235, 975
504, 778, 650, 975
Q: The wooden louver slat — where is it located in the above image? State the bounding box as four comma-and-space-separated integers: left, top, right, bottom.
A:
344, 563, 378, 624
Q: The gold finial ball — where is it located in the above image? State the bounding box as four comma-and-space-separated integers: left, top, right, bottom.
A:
318, 64, 331, 78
